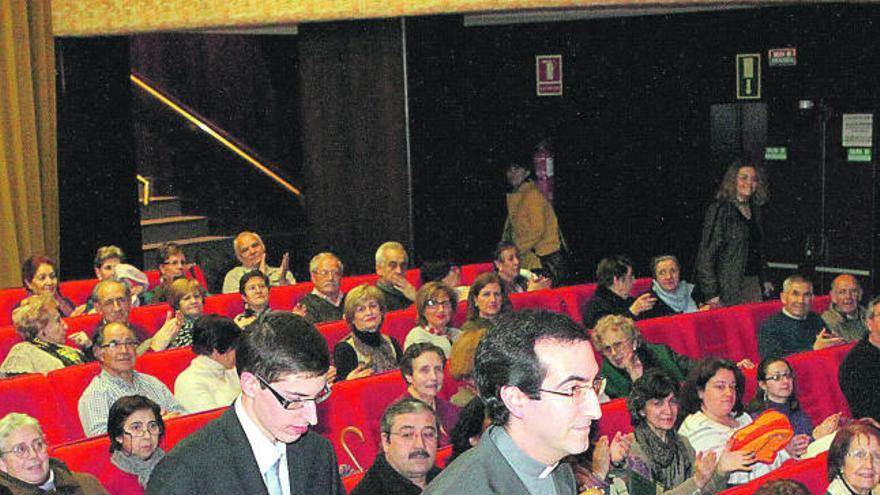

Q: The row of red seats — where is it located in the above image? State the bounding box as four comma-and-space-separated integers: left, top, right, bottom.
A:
0, 266, 209, 326
0, 263, 496, 362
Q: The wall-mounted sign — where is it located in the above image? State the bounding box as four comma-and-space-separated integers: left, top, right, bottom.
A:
764, 146, 788, 161
536, 55, 562, 96
736, 54, 761, 100
847, 148, 872, 162
842, 113, 873, 147
768, 48, 797, 67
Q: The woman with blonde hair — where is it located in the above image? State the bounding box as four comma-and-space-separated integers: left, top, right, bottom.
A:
333, 284, 402, 381
1, 294, 91, 375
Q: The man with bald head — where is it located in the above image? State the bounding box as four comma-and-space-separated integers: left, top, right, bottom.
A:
222, 231, 295, 293
821, 274, 869, 342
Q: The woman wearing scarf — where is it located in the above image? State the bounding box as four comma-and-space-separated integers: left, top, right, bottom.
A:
333, 284, 402, 381
626, 369, 748, 494
106, 395, 166, 493
640, 255, 709, 320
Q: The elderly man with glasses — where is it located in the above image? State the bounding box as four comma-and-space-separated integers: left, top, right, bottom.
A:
148, 312, 344, 495
77, 322, 185, 436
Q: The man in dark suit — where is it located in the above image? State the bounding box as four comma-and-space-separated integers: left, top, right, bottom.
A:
147, 312, 345, 495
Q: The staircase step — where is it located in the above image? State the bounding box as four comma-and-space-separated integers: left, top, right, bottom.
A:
140, 196, 182, 220
142, 235, 232, 270
140, 215, 210, 245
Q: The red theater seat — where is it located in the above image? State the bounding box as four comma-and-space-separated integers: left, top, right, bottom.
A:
718, 452, 829, 495
135, 347, 197, 390
637, 313, 702, 360
60, 279, 100, 306
161, 406, 226, 446
267, 282, 315, 311
509, 288, 565, 313
0, 288, 27, 326
202, 292, 244, 318
460, 263, 493, 285
596, 398, 633, 438
558, 284, 598, 323
47, 362, 102, 439
0, 373, 80, 445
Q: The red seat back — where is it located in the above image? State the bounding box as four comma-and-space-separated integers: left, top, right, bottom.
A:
596, 398, 633, 438
637, 313, 702, 360
60, 279, 100, 306
509, 288, 565, 313
460, 263, 494, 286
0, 288, 27, 326
268, 283, 315, 311
47, 362, 102, 439
0, 373, 80, 445
202, 292, 243, 318
135, 347, 197, 390
0, 325, 22, 364
162, 407, 226, 447
718, 452, 829, 495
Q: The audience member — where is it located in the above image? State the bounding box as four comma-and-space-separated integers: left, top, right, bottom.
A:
419, 260, 468, 299
142, 278, 206, 352
1, 294, 91, 375
447, 325, 488, 407
592, 314, 693, 400
424, 310, 602, 494
639, 254, 708, 320
90, 280, 150, 350
351, 398, 442, 495
822, 274, 869, 342
221, 231, 294, 293
80, 245, 125, 313
78, 322, 185, 436
461, 272, 509, 332
0, 413, 107, 494
745, 356, 841, 440
334, 284, 402, 381
493, 242, 551, 294
696, 160, 773, 306
147, 312, 344, 495
375, 241, 417, 311
824, 420, 880, 495
298, 252, 346, 325
233, 270, 271, 329
107, 395, 166, 490
399, 343, 460, 446
19, 255, 79, 317
404, 282, 460, 357
755, 479, 811, 495
758, 275, 843, 358
678, 358, 790, 485
501, 161, 567, 285
144, 242, 189, 304
448, 397, 490, 463
174, 315, 242, 413
113, 264, 149, 308
582, 255, 656, 329
626, 369, 742, 494
839, 296, 880, 421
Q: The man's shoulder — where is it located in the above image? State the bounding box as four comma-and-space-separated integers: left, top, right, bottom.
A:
424, 438, 500, 494
759, 311, 789, 330
165, 409, 233, 459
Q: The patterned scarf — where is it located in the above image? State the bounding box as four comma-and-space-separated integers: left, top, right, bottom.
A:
30, 338, 85, 367
111, 448, 165, 487
345, 329, 398, 374
633, 422, 691, 490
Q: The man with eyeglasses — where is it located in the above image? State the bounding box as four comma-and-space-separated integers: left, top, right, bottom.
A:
0, 413, 108, 494
298, 252, 347, 324
839, 296, 880, 421
148, 312, 344, 495
376, 241, 417, 311
425, 310, 602, 494
351, 398, 443, 495
78, 322, 185, 436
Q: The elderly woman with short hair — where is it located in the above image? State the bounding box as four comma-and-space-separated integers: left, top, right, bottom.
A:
404, 282, 461, 357
824, 420, 880, 495
106, 395, 166, 491
141, 278, 206, 353
0, 413, 108, 494
1, 294, 91, 375
639, 255, 709, 320
333, 284, 402, 381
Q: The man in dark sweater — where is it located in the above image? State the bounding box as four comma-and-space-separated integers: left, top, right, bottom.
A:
758, 274, 844, 358
299, 252, 346, 324
839, 296, 880, 421
582, 255, 656, 329
375, 241, 417, 311
351, 398, 442, 495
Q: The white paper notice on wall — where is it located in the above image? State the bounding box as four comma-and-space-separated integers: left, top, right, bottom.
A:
842, 114, 873, 148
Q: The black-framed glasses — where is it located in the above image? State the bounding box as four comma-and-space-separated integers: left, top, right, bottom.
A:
99, 340, 139, 350
255, 374, 331, 410
124, 421, 161, 437
0, 438, 47, 458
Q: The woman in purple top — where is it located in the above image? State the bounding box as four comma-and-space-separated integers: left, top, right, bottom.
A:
399, 342, 460, 446
745, 356, 841, 442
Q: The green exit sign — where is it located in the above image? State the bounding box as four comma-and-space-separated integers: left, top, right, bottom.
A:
765, 147, 788, 161
848, 148, 872, 162
737, 54, 761, 100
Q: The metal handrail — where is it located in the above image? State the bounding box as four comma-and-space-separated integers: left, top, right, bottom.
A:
136, 174, 151, 205
130, 73, 304, 201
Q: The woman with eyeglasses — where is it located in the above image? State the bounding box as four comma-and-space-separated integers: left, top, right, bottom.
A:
1, 294, 92, 375
105, 395, 165, 492
233, 270, 271, 329
627, 369, 750, 495
824, 420, 880, 495
678, 358, 793, 485
404, 282, 461, 358
745, 356, 841, 441
334, 284, 402, 381
0, 412, 107, 494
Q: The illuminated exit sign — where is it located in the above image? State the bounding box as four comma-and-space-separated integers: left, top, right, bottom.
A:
768, 47, 797, 66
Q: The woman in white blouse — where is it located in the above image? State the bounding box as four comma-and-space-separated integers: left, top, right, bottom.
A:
174, 314, 241, 413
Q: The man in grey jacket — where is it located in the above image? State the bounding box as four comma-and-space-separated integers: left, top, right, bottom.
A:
424, 310, 603, 494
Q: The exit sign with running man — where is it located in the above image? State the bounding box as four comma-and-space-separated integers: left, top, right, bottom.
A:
536, 55, 563, 96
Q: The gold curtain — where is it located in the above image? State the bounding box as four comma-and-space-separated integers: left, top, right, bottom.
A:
0, 0, 58, 289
